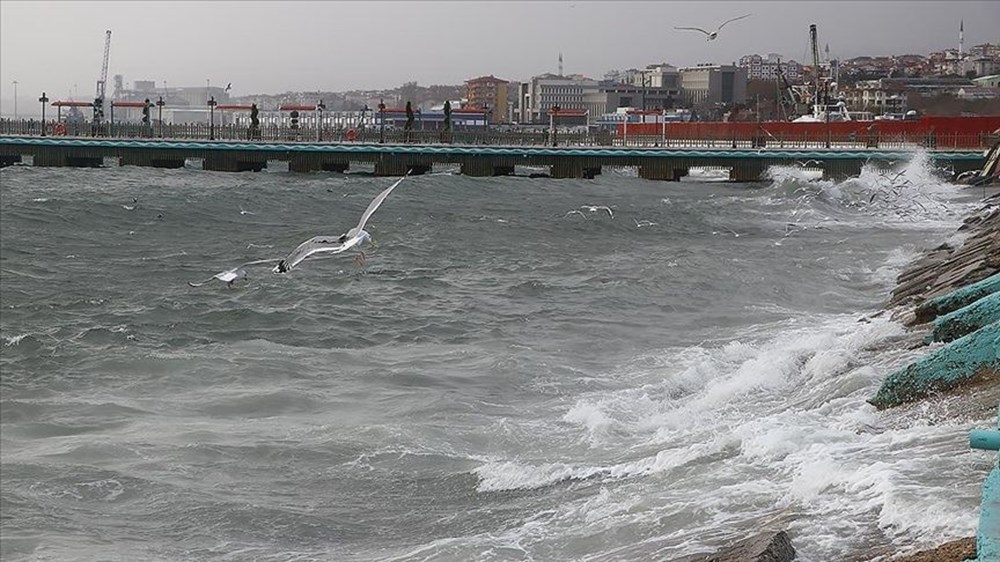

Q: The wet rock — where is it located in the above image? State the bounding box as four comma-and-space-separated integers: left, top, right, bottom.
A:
668, 530, 795, 562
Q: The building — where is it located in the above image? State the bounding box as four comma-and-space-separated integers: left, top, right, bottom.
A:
516, 74, 600, 124
464, 75, 510, 123
973, 75, 1000, 88
678, 64, 748, 106
738, 54, 803, 82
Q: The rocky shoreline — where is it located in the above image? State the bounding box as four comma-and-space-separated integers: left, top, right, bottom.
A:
861, 191, 998, 560
665, 190, 999, 562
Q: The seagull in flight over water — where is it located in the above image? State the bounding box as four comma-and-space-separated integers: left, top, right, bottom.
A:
273, 172, 409, 274
674, 13, 751, 41
188, 173, 408, 287
188, 259, 277, 288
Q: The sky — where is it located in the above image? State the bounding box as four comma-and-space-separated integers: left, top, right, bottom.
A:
1, 0, 998, 115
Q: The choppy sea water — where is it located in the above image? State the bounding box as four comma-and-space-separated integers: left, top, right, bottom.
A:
0, 154, 995, 561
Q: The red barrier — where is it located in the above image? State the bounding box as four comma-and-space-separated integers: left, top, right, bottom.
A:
618, 116, 1000, 148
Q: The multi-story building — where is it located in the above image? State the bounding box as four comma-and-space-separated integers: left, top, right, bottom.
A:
516, 74, 600, 124
678, 64, 748, 106
738, 54, 803, 82
464, 75, 510, 123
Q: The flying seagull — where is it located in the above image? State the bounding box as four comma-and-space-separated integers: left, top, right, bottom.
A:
674, 13, 751, 41
273, 172, 409, 274
225, 82, 232, 92
188, 258, 277, 288
581, 205, 614, 219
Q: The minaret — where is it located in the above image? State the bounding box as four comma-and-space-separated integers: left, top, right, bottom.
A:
959, 19, 964, 59
558, 53, 564, 77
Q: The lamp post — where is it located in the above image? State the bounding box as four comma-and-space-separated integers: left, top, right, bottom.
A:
39, 92, 49, 136
359, 104, 370, 133
12, 80, 17, 120
316, 99, 326, 142
156, 96, 165, 138
208, 95, 217, 140
378, 99, 386, 144
483, 103, 489, 133
661, 107, 666, 146
550, 104, 559, 147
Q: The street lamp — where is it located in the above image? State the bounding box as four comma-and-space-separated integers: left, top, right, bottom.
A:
156, 96, 165, 138
208, 95, 217, 140
39, 92, 49, 136
483, 104, 489, 133
550, 105, 560, 147
12, 80, 17, 120
378, 99, 386, 144
317, 99, 326, 142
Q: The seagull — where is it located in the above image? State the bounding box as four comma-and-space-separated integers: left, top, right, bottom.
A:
674, 13, 751, 41
273, 172, 408, 274
188, 258, 277, 288
239, 205, 255, 216
123, 197, 138, 211
581, 205, 614, 219
225, 82, 232, 92
565, 210, 588, 219
634, 218, 658, 228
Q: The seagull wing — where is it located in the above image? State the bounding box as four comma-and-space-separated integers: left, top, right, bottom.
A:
717, 13, 751, 30
354, 172, 409, 233
275, 235, 353, 273
188, 258, 278, 287
674, 26, 711, 36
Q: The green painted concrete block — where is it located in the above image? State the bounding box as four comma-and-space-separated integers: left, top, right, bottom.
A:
870, 321, 1000, 409
916, 273, 1000, 323
930, 292, 1000, 343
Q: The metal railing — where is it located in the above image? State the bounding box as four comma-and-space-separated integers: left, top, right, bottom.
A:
0, 118, 991, 151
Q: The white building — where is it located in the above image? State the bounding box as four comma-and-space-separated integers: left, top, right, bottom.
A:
738, 53, 803, 82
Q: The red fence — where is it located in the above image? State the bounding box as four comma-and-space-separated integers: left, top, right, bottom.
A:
618, 116, 1000, 149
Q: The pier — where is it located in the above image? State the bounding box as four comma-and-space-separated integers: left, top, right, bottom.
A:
0, 135, 988, 181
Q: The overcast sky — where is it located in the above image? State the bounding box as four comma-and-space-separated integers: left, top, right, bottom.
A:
1, 0, 997, 114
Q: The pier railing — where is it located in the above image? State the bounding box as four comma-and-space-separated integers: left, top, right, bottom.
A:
0, 118, 993, 151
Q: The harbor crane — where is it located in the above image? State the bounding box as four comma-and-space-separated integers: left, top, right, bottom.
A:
93, 30, 111, 127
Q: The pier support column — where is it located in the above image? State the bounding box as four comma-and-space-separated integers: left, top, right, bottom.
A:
822, 160, 863, 181
321, 161, 349, 173
375, 158, 431, 176
550, 158, 584, 179
639, 164, 683, 181
121, 153, 185, 168
374, 157, 410, 177
0, 154, 22, 167
729, 163, 766, 182
204, 155, 265, 172
289, 155, 321, 173
150, 159, 186, 169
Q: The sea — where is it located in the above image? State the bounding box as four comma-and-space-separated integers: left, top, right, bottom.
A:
0, 153, 995, 562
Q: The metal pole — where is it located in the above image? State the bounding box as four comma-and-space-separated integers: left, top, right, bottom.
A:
12, 80, 17, 120
208, 95, 217, 140
378, 99, 385, 144
156, 96, 164, 138
39, 92, 48, 135
661, 108, 666, 146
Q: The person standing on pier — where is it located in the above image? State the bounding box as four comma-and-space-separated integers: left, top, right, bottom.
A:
404, 101, 415, 143
249, 103, 260, 141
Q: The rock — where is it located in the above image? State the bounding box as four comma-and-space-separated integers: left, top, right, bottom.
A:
668, 531, 795, 562
879, 536, 976, 562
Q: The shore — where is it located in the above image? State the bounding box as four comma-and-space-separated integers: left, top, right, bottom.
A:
865, 188, 998, 561
665, 189, 999, 562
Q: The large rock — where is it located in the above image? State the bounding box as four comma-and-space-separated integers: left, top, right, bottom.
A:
668, 531, 795, 562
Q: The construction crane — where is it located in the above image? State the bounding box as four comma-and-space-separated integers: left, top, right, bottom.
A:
93, 30, 111, 127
